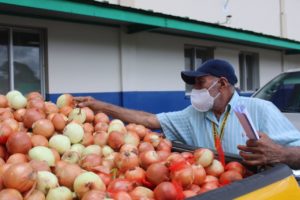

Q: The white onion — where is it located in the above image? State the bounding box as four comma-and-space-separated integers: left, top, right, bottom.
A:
68, 108, 86, 124
28, 146, 55, 167
82, 145, 102, 157
6, 90, 22, 102
46, 186, 73, 200
70, 143, 85, 157
37, 171, 59, 194
10, 95, 27, 109
56, 94, 73, 109
63, 123, 84, 144
102, 145, 114, 157
73, 172, 106, 198
108, 119, 126, 134
61, 151, 80, 164
49, 134, 71, 155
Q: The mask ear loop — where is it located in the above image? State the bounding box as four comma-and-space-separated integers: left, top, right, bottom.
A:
207, 80, 219, 91
207, 80, 220, 99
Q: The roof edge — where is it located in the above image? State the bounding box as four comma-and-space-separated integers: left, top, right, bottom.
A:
1, 0, 300, 51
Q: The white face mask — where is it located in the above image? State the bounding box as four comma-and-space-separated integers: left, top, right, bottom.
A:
191, 80, 220, 112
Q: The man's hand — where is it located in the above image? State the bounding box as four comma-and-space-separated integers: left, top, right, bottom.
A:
74, 96, 105, 113
237, 132, 285, 166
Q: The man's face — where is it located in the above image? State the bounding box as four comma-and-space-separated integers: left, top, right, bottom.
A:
194, 76, 217, 90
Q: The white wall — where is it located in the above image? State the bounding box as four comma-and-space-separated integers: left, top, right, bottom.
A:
47, 23, 120, 93
101, 0, 300, 41
0, 14, 120, 93
285, 0, 300, 41
259, 50, 282, 86
123, 32, 184, 91
132, 0, 281, 38
285, 55, 300, 71
2, 13, 300, 96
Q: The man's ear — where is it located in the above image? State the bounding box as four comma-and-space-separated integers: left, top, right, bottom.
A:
219, 77, 229, 87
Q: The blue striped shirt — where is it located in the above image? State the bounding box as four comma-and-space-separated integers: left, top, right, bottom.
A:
156, 91, 300, 155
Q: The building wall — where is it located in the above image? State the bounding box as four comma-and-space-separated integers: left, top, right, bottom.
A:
1, 14, 300, 113
104, 0, 300, 41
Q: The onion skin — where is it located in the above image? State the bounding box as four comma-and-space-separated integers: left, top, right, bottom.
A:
81, 107, 95, 123
3, 163, 36, 192
26, 98, 45, 111
31, 135, 49, 147
44, 102, 59, 115
81, 190, 106, 200
23, 108, 45, 128
26, 92, 44, 101
29, 160, 51, 172
225, 161, 246, 176
146, 162, 170, 186
0, 95, 8, 108
73, 172, 106, 198
79, 154, 102, 171
115, 151, 139, 172
0, 189, 23, 200
6, 132, 32, 154
0, 124, 13, 144
130, 186, 154, 200
112, 191, 132, 200
138, 142, 155, 153
94, 112, 109, 124
154, 182, 178, 200
13, 108, 26, 122
24, 189, 45, 200
107, 131, 125, 150
107, 178, 134, 193
219, 170, 243, 185
51, 113, 67, 132
32, 119, 55, 138
46, 186, 73, 200
6, 153, 28, 164
192, 164, 206, 185
56, 163, 83, 189
170, 164, 194, 188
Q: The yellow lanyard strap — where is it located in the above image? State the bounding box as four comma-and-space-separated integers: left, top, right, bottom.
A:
212, 110, 230, 141
212, 109, 230, 167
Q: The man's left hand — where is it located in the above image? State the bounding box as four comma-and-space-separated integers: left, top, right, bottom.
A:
237, 132, 285, 166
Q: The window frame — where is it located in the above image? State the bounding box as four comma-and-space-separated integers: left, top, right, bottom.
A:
184, 45, 214, 94
238, 52, 259, 92
0, 24, 46, 97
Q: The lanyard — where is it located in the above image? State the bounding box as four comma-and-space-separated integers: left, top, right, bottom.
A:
212, 109, 230, 167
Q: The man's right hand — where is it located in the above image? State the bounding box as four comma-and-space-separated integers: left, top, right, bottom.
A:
74, 96, 105, 113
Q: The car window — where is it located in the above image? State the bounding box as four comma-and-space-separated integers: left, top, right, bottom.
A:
253, 71, 300, 113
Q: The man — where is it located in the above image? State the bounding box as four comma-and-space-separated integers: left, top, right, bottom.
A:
76, 59, 300, 169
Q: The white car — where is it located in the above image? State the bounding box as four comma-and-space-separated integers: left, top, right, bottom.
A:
252, 69, 300, 130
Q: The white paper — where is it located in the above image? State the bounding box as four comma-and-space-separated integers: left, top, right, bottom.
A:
234, 105, 260, 140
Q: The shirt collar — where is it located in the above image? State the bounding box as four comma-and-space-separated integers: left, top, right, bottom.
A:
205, 91, 240, 123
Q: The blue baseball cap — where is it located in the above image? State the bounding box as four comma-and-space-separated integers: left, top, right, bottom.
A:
181, 59, 238, 85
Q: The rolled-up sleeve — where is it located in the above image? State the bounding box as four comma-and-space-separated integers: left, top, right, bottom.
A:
156, 107, 194, 144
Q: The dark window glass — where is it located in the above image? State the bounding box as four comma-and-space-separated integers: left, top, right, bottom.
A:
254, 71, 300, 113
13, 31, 41, 95
0, 29, 10, 94
184, 46, 213, 92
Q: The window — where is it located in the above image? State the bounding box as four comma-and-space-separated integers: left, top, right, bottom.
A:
239, 53, 259, 91
253, 71, 300, 113
184, 46, 213, 92
0, 27, 45, 96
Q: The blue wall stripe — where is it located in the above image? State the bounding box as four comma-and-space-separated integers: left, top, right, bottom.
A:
47, 91, 191, 114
